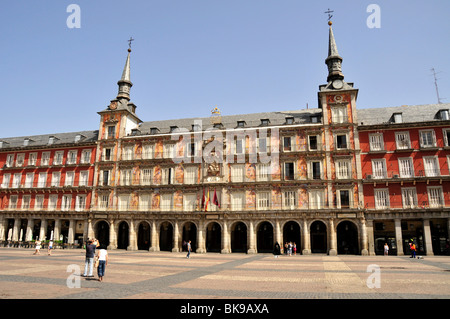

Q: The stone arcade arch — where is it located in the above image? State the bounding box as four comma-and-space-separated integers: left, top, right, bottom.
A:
159, 221, 173, 252
257, 221, 274, 253
337, 220, 359, 255
310, 220, 327, 253
231, 222, 247, 253
283, 221, 301, 254
182, 222, 197, 252
95, 220, 110, 247
206, 222, 221, 252
117, 221, 129, 249
137, 221, 151, 250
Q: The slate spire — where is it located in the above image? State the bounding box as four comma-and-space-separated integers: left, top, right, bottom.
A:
117, 48, 133, 101
325, 21, 344, 83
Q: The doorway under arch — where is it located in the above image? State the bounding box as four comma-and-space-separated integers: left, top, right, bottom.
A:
117, 221, 129, 249
257, 221, 273, 253
337, 221, 359, 255
283, 221, 301, 254
231, 222, 247, 253
206, 222, 221, 252
138, 222, 151, 250
159, 222, 173, 251
96, 221, 110, 247
310, 220, 327, 253
182, 222, 197, 252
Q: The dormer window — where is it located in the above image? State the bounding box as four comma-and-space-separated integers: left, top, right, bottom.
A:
192, 124, 201, 132
310, 115, 319, 123
261, 119, 270, 126
237, 121, 246, 128
23, 138, 30, 146
393, 113, 403, 124
170, 126, 178, 133
48, 136, 56, 145
150, 127, 159, 135
75, 134, 84, 142
285, 117, 294, 125
439, 109, 449, 120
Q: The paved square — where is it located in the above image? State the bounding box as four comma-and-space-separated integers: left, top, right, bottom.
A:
0, 248, 449, 299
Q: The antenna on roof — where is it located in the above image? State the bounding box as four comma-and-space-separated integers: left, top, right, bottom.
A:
431, 68, 445, 104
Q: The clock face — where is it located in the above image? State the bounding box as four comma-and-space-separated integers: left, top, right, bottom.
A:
333, 79, 343, 89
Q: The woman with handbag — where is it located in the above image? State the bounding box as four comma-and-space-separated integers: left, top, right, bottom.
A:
96, 246, 108, 282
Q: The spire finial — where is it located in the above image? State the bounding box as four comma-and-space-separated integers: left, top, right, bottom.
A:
324, 8, 334, 24
127, 37, 134, 52
324, 15, 344, 83
117, 40, 133, 101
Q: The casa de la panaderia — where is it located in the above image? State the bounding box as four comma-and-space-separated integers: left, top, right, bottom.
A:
1, 21, 449, 256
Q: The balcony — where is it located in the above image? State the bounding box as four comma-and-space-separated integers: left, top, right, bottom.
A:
364, 169, 450, 182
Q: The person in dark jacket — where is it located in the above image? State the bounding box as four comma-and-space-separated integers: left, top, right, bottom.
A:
273, 242, 281, 258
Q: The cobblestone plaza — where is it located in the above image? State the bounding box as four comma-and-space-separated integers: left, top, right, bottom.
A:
0, 248, 449, 300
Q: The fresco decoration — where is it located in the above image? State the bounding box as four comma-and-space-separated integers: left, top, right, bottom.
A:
245, 163, 256, 181
134, 142, 142, 160
298, 188, 308, 209
245, 189, 256, 210
271, 187, 282, 208
271, 162, 281, 181
174, 190, 183, 211
175, 165, 184, 184
151, 193, 160, 210
155, 140, 163, 158
130, 192, 139, 210
297, 157, 307, 180
153, 166, 161, 185
296, 130, 307, 152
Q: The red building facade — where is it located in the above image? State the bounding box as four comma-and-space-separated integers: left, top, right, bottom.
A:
359, 105, 450, 255
0, 132, 97, 245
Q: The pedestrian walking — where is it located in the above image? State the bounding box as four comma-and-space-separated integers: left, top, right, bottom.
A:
33, 239, 41, 255
186, 240, 191, 259
83, 239, 97, 277
47, 240, 53, 256
273, 242, 281, 258
96, 246, 108, 282
409, 241, 416, 258
293, 243, 297, 256
384, 243, 389, 256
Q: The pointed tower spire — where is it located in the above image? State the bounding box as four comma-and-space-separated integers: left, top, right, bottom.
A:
325, 21, 344, 83
117, 47, 133, 101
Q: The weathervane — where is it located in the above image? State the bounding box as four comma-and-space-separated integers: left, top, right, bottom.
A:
128, 37, 135, 50
324, 8, 334, 23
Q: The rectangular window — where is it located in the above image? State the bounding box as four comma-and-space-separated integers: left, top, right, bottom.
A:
339, 190, 350, 208
258, 137, 269, 153
336, 134, 348, 149
284, 162, 295, 180
79, 171, 89, 186
1, 173, 10, 188
49, 195, 58, 211
423, 156, 439, 177
372, 159, 387, 179
61, 195, 71, 211
162, 167, 174, 185
369, 133, 384, 151
309, 190, 324, 209
234, 139, 244, 155
107, 125, 116, 139
103, 148, 112, 161
395, 132, 411, 150
41, 152, 50, 166
76, 195, 86, 211
35, 195, 44, 210
336, 160, 351, 179
402, 188, 417, 208
374, 189, 390, 209
419, 130, 436, 148
6, 154, 14, 168
12, 173, 21, 188
231, 192, 245, 211
102, 170, 110, 186
141, 168, 152, 185
38, 172, 47, 188
9, 195, 18, 209
67, 150, 78, 164
139, 194, 151, 211
257, 192, 270, 210
25, 173, 34, 188
308, 135, 319, 151
332, 106, 347, 123
143, 144, 154, 159
123, 146, 133, 160
28, 153, 37, 166
231, 164, 244, 183
99, 195, 109, 210
283, 191, 297, 210
183, 194, 197, 212
185, 166, 197, 184
283, 136, 292, 152
161, 194, 173, 211
51, 172, 61, 187
163, 144, 175, 159
119, 195, 130, 211
309, 161, 322, 180
398, 158, 414, 178
81, 150, 91, 164
54, 151, 64, 165
121, 169, 133, 186
428, 187, 444, 208
16, 154, 25, 167
257, 163, 270, 181
65, 171, 75, 186
22, 195, 31, 210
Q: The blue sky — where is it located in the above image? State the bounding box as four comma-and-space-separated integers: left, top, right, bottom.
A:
0, 0, 449, 138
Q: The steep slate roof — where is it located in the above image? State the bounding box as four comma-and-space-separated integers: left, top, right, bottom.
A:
137, 108, 323, 135
357, 103, 450, 126
0, 130, 99, 150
